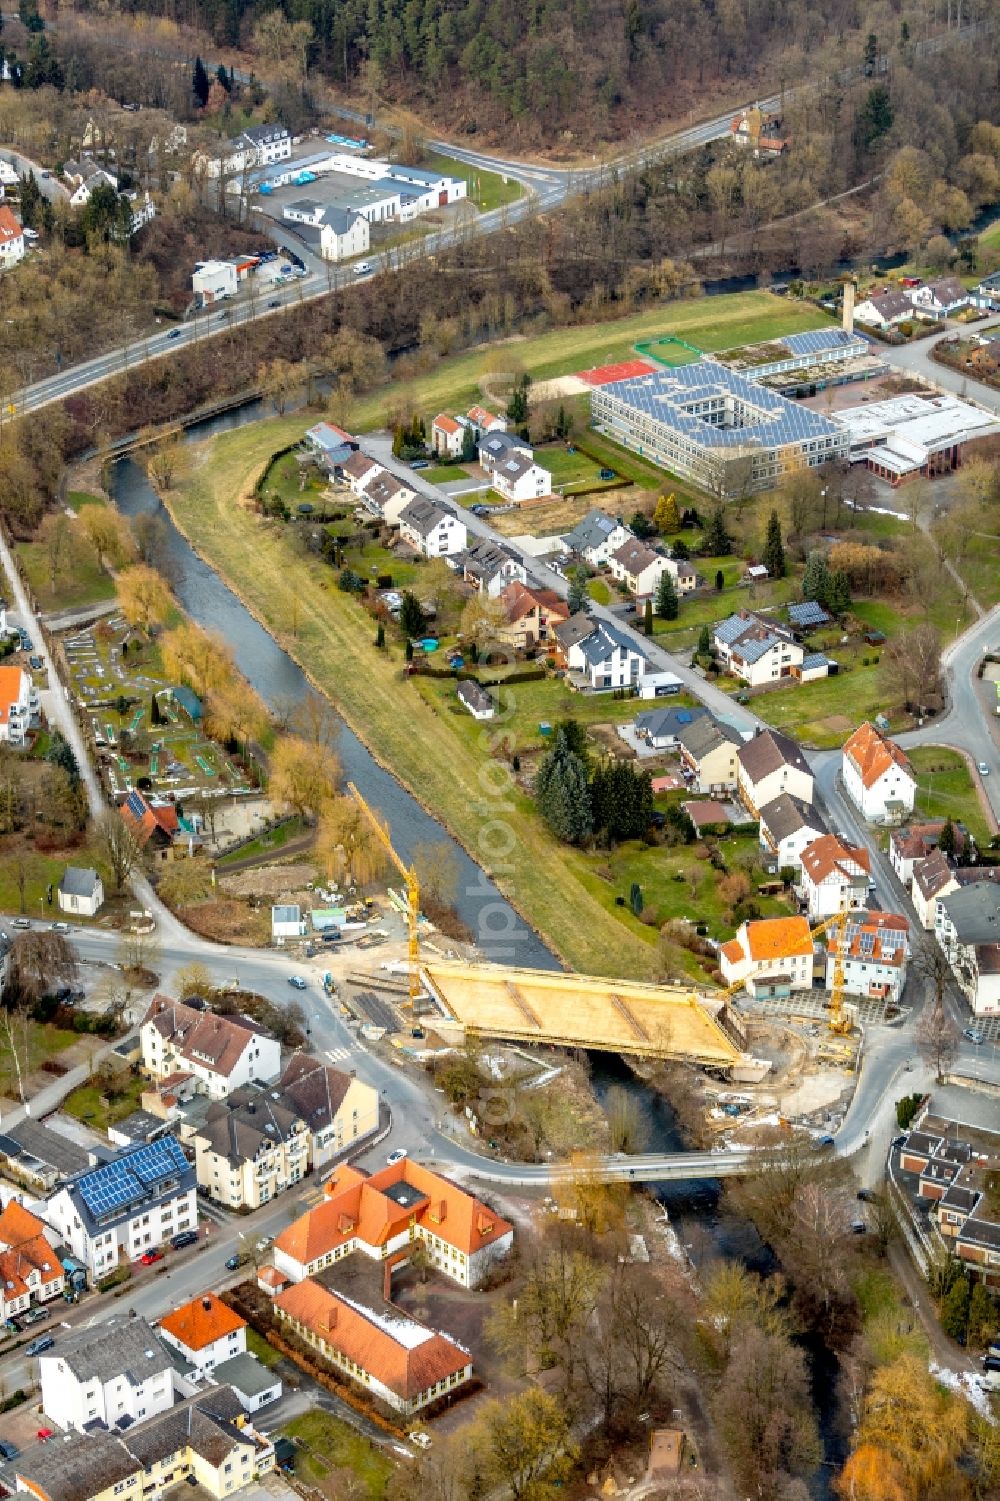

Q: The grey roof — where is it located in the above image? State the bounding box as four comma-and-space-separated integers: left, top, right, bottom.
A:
938, 1184, 981, 1214
676, 715, 743, 761
738, 728, 811, 784
398, 496, 450, 536
801, 652, 832, 671
57, 1134, 195, 1236
241, 122, 290, 145
279, 1053, 353, 1132
272, 904, 301, 923
599, 360, 843, 451
318, 205, 363, 236
53, 1314, 173, 1387
787, 600, 830, 628
285, 196, 321, 216
901, 1131, 942, 1158
781, 329, 864, 355
565, 508, 625, 554
111, 1109, 169, 1144
14, 1429, 140, 1501
860, 290, 912, 322
716, 610, 796, 664
479, 431, 530, 462
457, 680, 495, 714
577, 619, 647, 668
197, 1085, 304, 1167
6, 1118, 91, 1176
940, 882, 1000, 943
119, 1387, 251, 1470
213, 1352, 281, 1400
59, 866, 101, 898
957, 1216, 1000, 1250
925, 276, 967, 305
912, 849, 954, 901
635, 705, 706, 740
554, 611, 598, 653
612, 537, 660, 574
758, 792, 824, 843
496, 450, 541, 483
460, 538, 517, 581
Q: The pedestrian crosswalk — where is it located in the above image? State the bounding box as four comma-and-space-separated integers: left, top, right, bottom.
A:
326, 1047, 351, 1063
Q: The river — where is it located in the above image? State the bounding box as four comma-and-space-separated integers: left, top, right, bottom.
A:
109, 402, 557, 971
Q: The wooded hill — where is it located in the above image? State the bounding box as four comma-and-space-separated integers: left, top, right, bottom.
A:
70, 0, 998, 143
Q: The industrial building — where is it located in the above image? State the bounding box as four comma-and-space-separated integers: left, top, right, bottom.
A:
830, 393, 999, 485
591, 361, 849, 498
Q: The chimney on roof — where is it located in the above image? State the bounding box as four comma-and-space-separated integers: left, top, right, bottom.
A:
202, 1297, 212, 1311
324, 1306, 337, 1333
843, 279, 855, 333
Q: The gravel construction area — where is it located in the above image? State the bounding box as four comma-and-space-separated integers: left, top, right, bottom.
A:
220, 863, 318, 899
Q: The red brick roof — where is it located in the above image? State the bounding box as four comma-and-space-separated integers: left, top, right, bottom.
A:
0, 206, 22, 244
843, 722, 913, 790
159, 1293, 246, 1351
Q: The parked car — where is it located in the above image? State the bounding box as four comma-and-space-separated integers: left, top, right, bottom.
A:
964, 1029, 984, 1045
288, 975, 307, 991
255, 1235, 273, 1253
171, 1230, 198, 1250
409, 1431, 432, 1450
984, 1355, 1000, 1373
977, 761, 990, 775
386, 1148, 408, 1165
814, 1134, 836, 1148
21, 1306, 49, 1326
409, 459, 429, 470
139, 1250, 163, 1266
29, 656, 42, 670
167, 329, 182, 340
12, 918, 29, 929
225, 1253, 248, 1271
26, 1335, 54, 1357
51, 922, 70, 933
268, 299, 280, 308
857, 1188, 876, 1203
353, 260, 372, 276
0, 1440, 19, 1461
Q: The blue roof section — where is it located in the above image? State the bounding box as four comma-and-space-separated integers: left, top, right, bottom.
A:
714, 613, 753, 646
600, 362, 843, 450
172, 685, 202, 722
802, 652, 833, 670
788, 600, 831, 627
780, 329, 864, 355
73, 1136, 190, 1226
578, 619, 648, 667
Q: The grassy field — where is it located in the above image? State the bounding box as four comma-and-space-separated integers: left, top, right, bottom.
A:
260, 452, 330, 510
908, 745, 993, 846
0, 844, 111, 918
62, 1071, 147, 1127
283, 1410, 391, 1501
423, 149, 522, 211
166, 427, 663, 978
420, 463, 471, 483
17, 492, 119, 612
538, 444, 605, 489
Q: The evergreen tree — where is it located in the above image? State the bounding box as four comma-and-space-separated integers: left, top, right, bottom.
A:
715, 569, 724, 593
762, 509, 785, 578
672, 538, 690, 561
941, 1275, 970, 1343
45, 731, 79, 787
535, 730, 592, 844
654, 493, 681, 534
937, 818, 957, 859
192, 55, 210, 108
150, 693, 161, 726
802, 551, 832, 607
216, 62, 232, 92
554, 717, 589, 762
629, 881, 643, 917
506, 373, 531, 428
460, 424, 477, 463
655, 571, 678, 620
697, 623, 712, 658
630, 510, 654, 539
554, 404, 571, 439
828, 569, 852, 616
399, 591, 425, 638
967, 1280, 997, 1349
375, 622, 385, 648
404, 638, 413, 663
703, 504, 731, 555
643, 599, 653, 636
567, 568, 588, 615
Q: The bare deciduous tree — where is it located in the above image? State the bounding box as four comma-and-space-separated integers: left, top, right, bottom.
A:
8, 931, 78, 1004
95, 809, 146, 892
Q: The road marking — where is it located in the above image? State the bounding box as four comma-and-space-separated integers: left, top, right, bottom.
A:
326, 1047, 350, 1062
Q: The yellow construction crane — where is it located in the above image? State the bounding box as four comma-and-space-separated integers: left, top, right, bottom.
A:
810, 909, 850, 1034
346, 782, 421, 1009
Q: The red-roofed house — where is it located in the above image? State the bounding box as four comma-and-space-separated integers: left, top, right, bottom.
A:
0, 1200, 64, 1321
159, 1293, 247, 1375
466, 405, 506, 437
431, 413, 464, 458
798, 834, 871, 918
720, 916, 815, 994
0, 666, 32, 746
140, 995, 281, 1100
827, 911, 909, 1003
273, 1160, 513, 1290
498, 581, 569, 650
274, 1276, 472, 1417
842, 722, 916, 823
0, 205, 25, 268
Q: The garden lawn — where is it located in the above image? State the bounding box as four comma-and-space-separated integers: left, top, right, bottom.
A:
537, 445, 604, 488
62, 1071, 147, 1128
259, 452, 329, 509
0, 845, 111, 918
0, 1020, 78, 1099
755, 659, 911, 748
165, 429, 661, 978
420, 463, 470, 483
283, 1411, 391, 1501
931, 519, 1000, 610
246, 1328, 283, 1368
907, 745, 992, 847
587, 577, 612, 604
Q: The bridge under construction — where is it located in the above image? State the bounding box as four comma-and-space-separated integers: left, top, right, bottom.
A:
420, 961, 769, 1078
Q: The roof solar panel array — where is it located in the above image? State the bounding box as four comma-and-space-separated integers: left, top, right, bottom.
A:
76, 1136, 189, 1222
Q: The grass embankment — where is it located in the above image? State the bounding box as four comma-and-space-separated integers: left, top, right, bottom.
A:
908, 745, 994, 845
283, 1410, 391, 1500
422, 149, 522, 211
166, 427, 661, 978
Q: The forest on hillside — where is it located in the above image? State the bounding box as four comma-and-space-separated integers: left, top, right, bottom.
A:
67, 0, 1000, 142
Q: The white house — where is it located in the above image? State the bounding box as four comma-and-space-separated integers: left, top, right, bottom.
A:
632, 704, 707, 751
204, 123, 291, 176
554, 614, 651, 691
283, 202, 369, 262
458, 538, 526, 597
608, 539, 672, 604
209, 1353, 282, 1414
798, 834, 872, 919
842, 722, 916, 823
159, 1294, 247, 1377
341, 451, 382, 496
0, 205, 25, 269
457, 681, 496, 720
713, 611, 804, 687
720, 916, 815, 994
69, 168, 119, 207
45, 1135, 198, 1279
890, 822, 958, 887
140, 995, 282, 1100
192, 259, 238, 304
737, 729, 814, 817
829, 911, 909, 1005
564, 508, 632, 567
853, 289, 914, 328
909, 276, 968, 320
39, 1316, 186, 1432
491, 451, 552, 503
431, 413, 465, 458
478, 430, 531, 474
0, 666, 33, 745
397, 497, 467, 558
271, 903, 306, 942
57, 866, 104, 918
937, 884, 1000, 1015
758, 793, 827, 873
912, 850, 959, 929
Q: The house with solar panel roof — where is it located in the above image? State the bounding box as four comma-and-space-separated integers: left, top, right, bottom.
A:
45, 1135, 197, 1278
